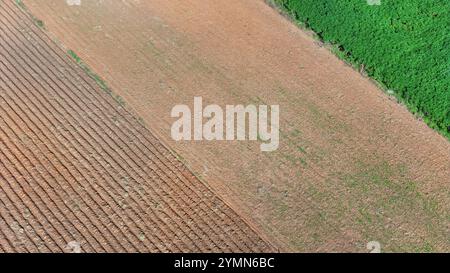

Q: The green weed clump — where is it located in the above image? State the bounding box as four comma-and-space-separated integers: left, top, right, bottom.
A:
274, 0, 450, 139
16, 0, 45, 29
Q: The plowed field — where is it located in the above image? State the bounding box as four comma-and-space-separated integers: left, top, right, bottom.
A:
20, 0, 450, 252
0, 0, 273, 252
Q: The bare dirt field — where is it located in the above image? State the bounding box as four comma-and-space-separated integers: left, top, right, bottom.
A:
0, 0, 274, 252
20, 0, 450, 252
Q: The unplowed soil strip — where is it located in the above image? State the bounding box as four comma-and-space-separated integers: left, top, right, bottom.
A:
21, 0, 450, 252
0, 0, 274, 252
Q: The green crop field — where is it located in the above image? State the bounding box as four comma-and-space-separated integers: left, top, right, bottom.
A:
273, 0, 450, 139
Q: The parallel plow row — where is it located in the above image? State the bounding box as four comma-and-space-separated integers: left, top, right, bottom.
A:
0, 0, 272, 252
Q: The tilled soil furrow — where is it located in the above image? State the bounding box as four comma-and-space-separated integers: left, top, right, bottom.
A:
0, 0, 273, 252
0, 94, 113, 252
0, 139, 66, 252
0, 7, 258, 250
0, 183, 43, 252
0, 55, 214, 251
0, 212, 19, 252
0, 63, 152, 252
0, 213, 16, 251
0, 35, 213, 252
5, 4, 270, 250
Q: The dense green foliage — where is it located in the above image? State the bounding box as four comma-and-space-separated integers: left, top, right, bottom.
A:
275, 0, 450, 138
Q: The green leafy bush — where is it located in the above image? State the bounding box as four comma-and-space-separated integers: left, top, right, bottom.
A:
274, 0, 450, 138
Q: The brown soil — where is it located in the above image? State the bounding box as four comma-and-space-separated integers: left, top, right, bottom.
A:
0, 0, 274, 253
20, 0, 450, 252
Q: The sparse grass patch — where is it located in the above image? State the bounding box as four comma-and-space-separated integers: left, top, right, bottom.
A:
115, 95, 126, 107
15, 0, 26, 10
340, 160, 449, 251
67, 49, 82, 63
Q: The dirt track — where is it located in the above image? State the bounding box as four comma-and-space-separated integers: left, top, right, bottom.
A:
0, 0, 274, 252
17, 0, 450, 252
